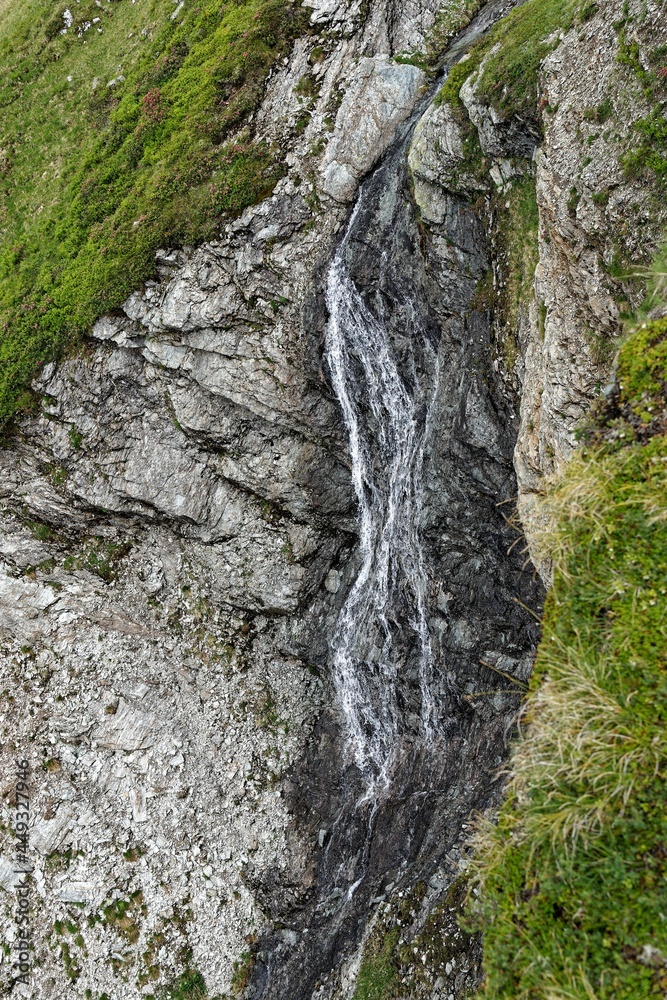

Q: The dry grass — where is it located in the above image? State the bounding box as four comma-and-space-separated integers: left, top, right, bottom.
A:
542, 971, 602, 1000
509, 639, 660, 847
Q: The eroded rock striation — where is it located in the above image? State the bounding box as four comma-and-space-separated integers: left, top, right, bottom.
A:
1, 0, 665, 997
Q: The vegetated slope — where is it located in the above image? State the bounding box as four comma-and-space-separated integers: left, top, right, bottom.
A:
0, 0, 307, 425
469, 314, 667, 999
436, 0, 596, 127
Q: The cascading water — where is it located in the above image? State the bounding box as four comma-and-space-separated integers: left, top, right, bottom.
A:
250, 3, 543, 997
325, 209, 439, 793
322, 0, 529, 796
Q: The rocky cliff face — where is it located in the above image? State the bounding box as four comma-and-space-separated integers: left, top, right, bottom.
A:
513, 1, 667, 573
410, 0, 667, 576
1, 0, 665, 997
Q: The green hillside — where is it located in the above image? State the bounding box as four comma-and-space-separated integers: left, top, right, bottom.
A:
0, 0, 305, 424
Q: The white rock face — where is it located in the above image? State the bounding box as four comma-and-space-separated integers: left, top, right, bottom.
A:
321, 57, 426, 201
0, 497, 326, 994
304, 0, 360, 26
93, 700, 158, 752
30, 808, 76, 856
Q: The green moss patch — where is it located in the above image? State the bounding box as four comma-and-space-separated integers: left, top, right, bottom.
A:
581, 319, 667, 447
494, 176, 539, 371
353, 928, 400, 1000
62, 536, 134, 581
52, 916, 87, 981
159, 967, 208, 999
101, 889, 147, 944
472, 0, 584, 123
436, 0, 592, 127
229, 949, 255, 992
469, 321, 667, 998
0, 0, 308, 425
350, 878, 480, 999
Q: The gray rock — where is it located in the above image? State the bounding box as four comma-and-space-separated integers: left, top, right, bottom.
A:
30, 807, 75, 856
0, 856, 26, 890
94, 700, 157, 752
0, 574, 59, 640
57, 880, 97, 903
321, 57, 426, 201
511, 0, 667, 575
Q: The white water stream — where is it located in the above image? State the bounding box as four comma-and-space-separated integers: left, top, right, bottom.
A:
325, 201, 439, 794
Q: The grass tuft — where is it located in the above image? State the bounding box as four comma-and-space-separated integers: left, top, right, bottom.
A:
159, 968, 208, 999
495, 177, 539, 370
352, 928, 400, 1000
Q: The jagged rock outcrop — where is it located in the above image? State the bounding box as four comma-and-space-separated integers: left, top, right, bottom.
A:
409, 0, 667, 577
409, 102, 485, 219
0, 174, 351, 994
321, 57, 426, 201
515, 1, 667, 568
2, 0, 665, 997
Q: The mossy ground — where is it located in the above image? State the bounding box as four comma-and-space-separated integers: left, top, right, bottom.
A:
351, 878, 481, 999
493, 176, 539, 372
0, 0, 307, 425
581, 318, 667, 447
469, 320, 667, 999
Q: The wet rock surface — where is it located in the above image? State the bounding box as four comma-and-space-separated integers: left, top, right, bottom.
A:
3, 0, 663, 997
250, 12, 542, 992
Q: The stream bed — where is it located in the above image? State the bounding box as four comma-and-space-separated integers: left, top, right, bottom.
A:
251, 3, 542, 996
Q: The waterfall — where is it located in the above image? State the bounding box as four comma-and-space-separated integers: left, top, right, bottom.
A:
322, 1, 524, 798
250, 6, 541, 998
324, 201, 439, 794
